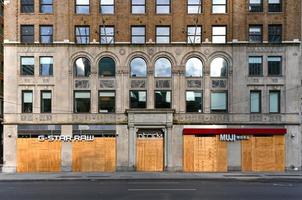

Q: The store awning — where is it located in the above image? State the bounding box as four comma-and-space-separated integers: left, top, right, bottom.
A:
183, 128, 287, 135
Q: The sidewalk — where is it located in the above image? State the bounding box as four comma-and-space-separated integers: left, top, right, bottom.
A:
0, 171, 302, 181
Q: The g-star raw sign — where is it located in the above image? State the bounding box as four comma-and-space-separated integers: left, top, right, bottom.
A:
220, 134, 249, 142
38, 135, 94, 142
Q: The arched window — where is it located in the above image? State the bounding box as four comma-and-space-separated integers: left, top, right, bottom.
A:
74, 57, 91, 77
185, 57, 203, 77
130, 57, 147, 77
154, 57, 172, 77
210, 57, 228, 77
99, 57, 116, 77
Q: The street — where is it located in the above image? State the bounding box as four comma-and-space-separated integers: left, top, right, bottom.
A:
0, 179, 301, 200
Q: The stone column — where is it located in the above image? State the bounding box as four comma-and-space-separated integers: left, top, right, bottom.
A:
61, 125, 72, 172
165, 125, 173, 171
128, 124, 136, 171
116, 125, 129, 171
147, 69, 154, 109
2, 125, 17, 173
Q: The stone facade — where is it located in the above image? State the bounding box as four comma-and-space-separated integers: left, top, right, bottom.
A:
2, 0, 302, 172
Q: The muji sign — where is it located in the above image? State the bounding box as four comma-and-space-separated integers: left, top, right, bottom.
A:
219, 134, 250, 142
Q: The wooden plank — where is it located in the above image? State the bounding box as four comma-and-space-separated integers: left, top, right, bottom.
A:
183, 135, 194, 172
274, 135, 285, 171
216, 136, 228, 172
241, 138, 253, 172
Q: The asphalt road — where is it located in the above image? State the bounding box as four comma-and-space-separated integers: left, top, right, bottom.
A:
0, 179, 301, 200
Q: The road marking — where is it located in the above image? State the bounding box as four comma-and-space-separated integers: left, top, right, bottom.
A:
127, 182, 180, 184
128, 189, 196, 191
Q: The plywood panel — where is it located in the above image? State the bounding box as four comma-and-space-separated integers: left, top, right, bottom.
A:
17, 139, 61, 173
72, 138, 116, 172
136, 138, 164, 172
183, 135, 227, 172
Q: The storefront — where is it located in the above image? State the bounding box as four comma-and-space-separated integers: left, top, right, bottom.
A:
183, 128, 286, 172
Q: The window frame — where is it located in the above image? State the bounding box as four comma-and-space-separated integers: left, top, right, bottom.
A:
212, 25, 227, 43
154, 57, 172, 78
269, 90, 280, 113
186, 90, 203, 113
39, 25, 53, 44
75, 26, 90, 44
187, 0, 203, 14
210, 57, 228, 77
75, 0, 90, 14
40, 90, 52, 113
100, 0, 115, 14
131, 26, 146, 44
74, 90, 91, 113
100, 26, 115, 44
268, 24, 282, 43
39, 56, 53, 76
131, 0, 146, 14
21, 25, 35, 43
20, 56, 35, 76
268, 0, 282, 12
212, 0, 227, 14
21, 0, 34, 13
156, 0, 171, 14
267, 56, 282, 77
249, 0, 263, 12
98, 90, 116, 113
210, 91, 228, 113
98, 57, 116, 77
248, 56, 263, 77
130, 57, 147, 78
40, 0, 53, 13
129, 90, 147, 109
187, 25, 202, 44
185, 57, 203, 77
249, 25, 263, 43
22, 90, 33, 113
74, 57, 91, 77
156, 26, 171, 44
250, 90, 261, 113
154, 90, 172, 109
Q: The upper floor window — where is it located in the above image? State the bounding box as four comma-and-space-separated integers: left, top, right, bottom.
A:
212, 26, 226, 43
212, 0, 227, 14
131, 26, 145, 44
75, 26, 90, 44
248, 56, 262, 76
250, 90, 261, 113
210, 57, 228, 77
268, 0, 282, 12
211, 91, 227, 112
40, 0, 53, 13
21, 25, 34, 43
269, 90, 280, 113
75, 0, 90, 14
74, 91, 91, 113
130, 57, 147, 77
40, 25, 53, 43
40, 57, 53, 76
100, 26, 115, 44
249, 0, 263, 12
249, 25, 262, 43
156, 26, 170, 44
99, 91, 115, 113
22, 90, 33, 113
74, 57, 91, 77
154, 57, 172, 77
99, 57, 116, 77
100, 0, 114, 14
21, 0, 34, 13
188, 0, 202, 14
186, 57, 203, 77
130, 90, 147, 108
186, 91, 203, 113
156, 0, 170, 14
21, 57, 35, 76
132, 0, 145, 14
268, 56, 282, 76
268, 25, 282, 43
187, 26, 202, 44
155, 91, 171, 108
41, 90, 52, 113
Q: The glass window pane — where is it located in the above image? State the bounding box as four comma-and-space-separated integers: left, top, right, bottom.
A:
99, 91, 115, 113
186, 91, 202, 112
130, 58, 147, 77
74, 91, 91, 113
40, 57, 53, 76
269, 91, 280, 113
250, 91, 261, 113
41, 91, 52, 113
75, 57, 91, 77
154, 58, 172, 77
210, 57, 228, 77
21, 57, 35, 76
211, 92, 227, 111
99, 57, 115, 77
155, 91, 171, 108
186, 57, 203, 77
130, 91, 147, 108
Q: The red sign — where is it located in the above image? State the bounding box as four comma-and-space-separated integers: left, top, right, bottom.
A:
183, 128, 287, 135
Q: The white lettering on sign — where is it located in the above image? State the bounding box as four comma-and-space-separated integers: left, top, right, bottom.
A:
38, 135, 95, 142
219, 134, 250, 142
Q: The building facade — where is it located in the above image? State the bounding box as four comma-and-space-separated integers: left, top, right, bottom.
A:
2, 0, 302, 173
0, 1, 4, 166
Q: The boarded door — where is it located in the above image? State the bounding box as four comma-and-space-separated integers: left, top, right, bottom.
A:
242, 135, 285, 172
17, 138, 61, 172
183, 135, 227, 172
72, 138, 116, 172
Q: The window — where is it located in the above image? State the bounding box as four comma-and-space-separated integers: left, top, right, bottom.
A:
268, 0, 282, 12
75, 26, 90, 44
268, 56, 282, 76
40, 0, 53, 13
154, 58, 172, 77
74, 91, 91, 113
249, 25, 262, 43
21, 0, 34, 13
249, 0, 263, 12
99, 91, 115, 113
211, 91, 227, 112
155, 91, 171, 108
130, 91, 147, 108
99, 57, 115, 77
75, 0, 90, 14
187, 26, 202, 44
40, 25, 53, 43
188, 0, 202, 14
41, 90, 52, 113
130, 57, 147, 77
156, 0, 170, 14
74, 57, 91, 77
212, 26, 226, 43
156, 26, 170, 44
22, 91, 33, 113
100, 26, 115, 44
212, 0, 227, 13
131, 26, 145, 44
269, 91, 280, 113
268, 25, 282, 43
21, 57, 35, 76
250, 91, 261, 113
132, 0, 145, 14
186, 91, 203, 112
248, 56, 262, 76
100, 0, 114, 14
186, 57, 203, 77
40, 57, 53, 76
21, 25, 34, 43
210, 57, 228, 77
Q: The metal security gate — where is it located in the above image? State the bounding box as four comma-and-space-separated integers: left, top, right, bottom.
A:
242, 135, 285, 172
136, 129, 164, 172
183, 135, 227, 172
